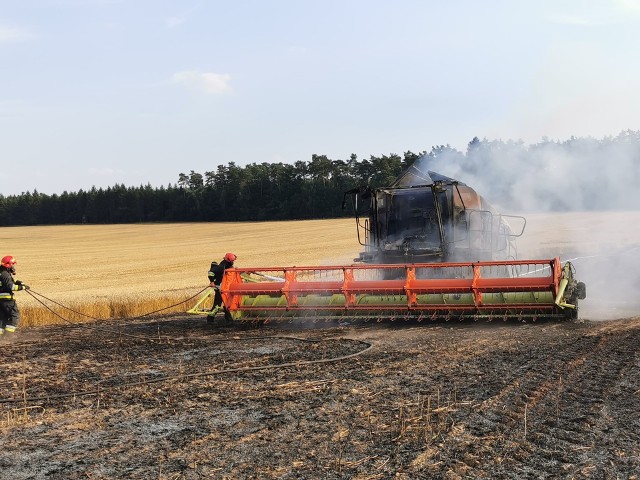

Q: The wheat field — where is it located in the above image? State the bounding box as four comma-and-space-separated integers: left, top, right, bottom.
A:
0, 220, 361, 327
5, 211, 632, 327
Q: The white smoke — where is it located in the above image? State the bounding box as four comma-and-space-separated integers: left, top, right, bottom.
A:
420, 131, 640, 213
418, 131, 640, 320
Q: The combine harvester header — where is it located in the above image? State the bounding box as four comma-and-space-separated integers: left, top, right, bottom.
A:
190, 257, 585, 323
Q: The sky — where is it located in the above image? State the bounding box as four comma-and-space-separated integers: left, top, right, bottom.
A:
2, 0, 640, 196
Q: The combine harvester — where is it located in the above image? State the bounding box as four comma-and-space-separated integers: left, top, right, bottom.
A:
190, 162, 586, 323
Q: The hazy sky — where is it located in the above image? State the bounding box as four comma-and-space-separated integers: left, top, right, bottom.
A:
2, 0, 640, 195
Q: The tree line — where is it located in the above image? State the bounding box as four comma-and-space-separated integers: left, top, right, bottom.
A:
0, 152, 420, 226
2, 131, 639, 226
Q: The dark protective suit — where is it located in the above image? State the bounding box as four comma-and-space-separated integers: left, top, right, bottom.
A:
207, 259, 235, 308
0, 266, 24, 330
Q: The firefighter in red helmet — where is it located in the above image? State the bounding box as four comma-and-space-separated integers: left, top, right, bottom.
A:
0, 255, 29, 335
206, 253, 237, 322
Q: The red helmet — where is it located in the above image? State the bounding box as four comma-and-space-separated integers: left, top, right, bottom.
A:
224, 252, 237, 263
1, 256, 16, 268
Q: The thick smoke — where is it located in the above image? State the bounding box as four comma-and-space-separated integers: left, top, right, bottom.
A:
419, 131, 640, 213
417, 131, 640, 320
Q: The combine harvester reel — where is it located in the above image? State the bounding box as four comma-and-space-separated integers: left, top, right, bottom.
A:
188, 258, 586, 324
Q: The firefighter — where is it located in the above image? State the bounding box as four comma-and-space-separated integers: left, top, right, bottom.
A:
207, 252, 237, 319
0, 256, 29, 335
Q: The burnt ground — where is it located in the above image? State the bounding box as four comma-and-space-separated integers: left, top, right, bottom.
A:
1, 315, 639, 479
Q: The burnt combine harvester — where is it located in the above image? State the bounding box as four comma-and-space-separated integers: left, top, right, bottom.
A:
189, 163, 586, 323
342, 167, 525, 265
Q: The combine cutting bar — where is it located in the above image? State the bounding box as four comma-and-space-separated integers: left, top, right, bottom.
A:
218, 258, 575, 321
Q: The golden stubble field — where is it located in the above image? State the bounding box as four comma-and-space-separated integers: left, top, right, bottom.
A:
2, 210, 640, 325
1, 219, 361, 326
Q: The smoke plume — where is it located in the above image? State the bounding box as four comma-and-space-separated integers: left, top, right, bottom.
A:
417, 131, 640, 320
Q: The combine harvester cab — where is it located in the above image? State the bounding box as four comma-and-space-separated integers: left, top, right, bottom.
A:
190, 163, 586, 323
342, 167, 527, 266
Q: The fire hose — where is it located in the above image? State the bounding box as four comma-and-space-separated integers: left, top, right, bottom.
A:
1, 289, 374, 405
0, 336, 373, 405
24, 287, 210, 343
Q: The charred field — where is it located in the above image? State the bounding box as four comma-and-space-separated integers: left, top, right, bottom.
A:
1, 314, 639, 479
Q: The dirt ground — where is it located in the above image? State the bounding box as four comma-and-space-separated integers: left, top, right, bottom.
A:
2, 211, 640, 479
1, 315, 639, 479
